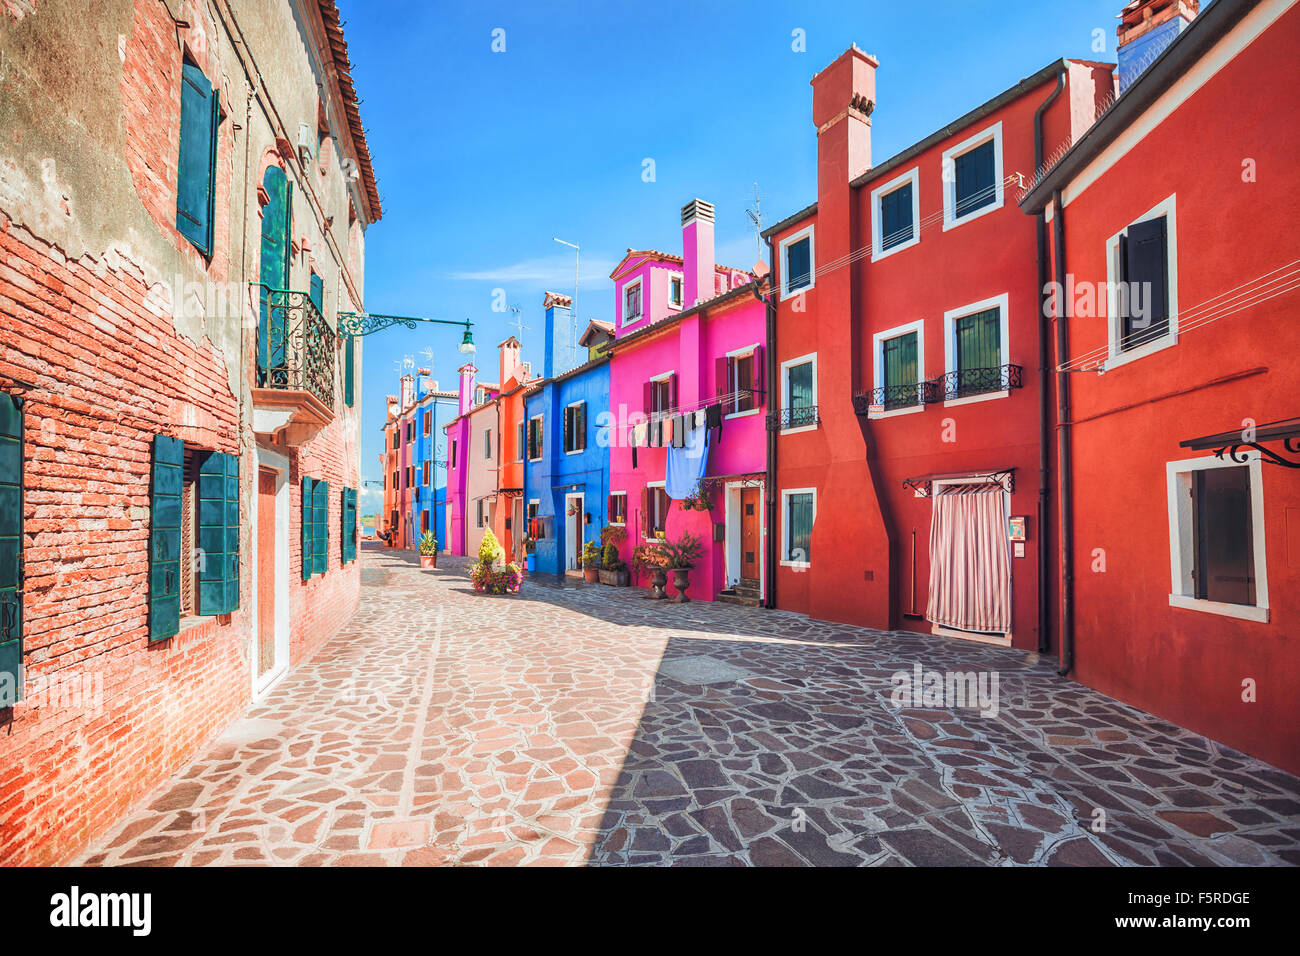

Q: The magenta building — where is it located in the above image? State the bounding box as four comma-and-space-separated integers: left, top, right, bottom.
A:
607, 199, 770, 604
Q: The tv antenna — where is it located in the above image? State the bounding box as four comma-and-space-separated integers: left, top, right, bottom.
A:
745, 183, 764, 261
508, 305, 530, 347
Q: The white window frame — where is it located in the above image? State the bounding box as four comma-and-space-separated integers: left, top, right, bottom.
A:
779, 351, 818, 435
527, 413, 543, 462
645, 480, 668, 539
669, 274, 683, 309
871, 319, 927, 420
622, 276, 644, 328
871, 166, 921, 261
1104, 193, 1179, 371
483, 427, 492, 460
942, 293, 1011, 408
609, 491, 627, 527
780, 487, 816, 568
564, 400, 586, 456
1166, 454, 1268, 623
942, 121, 1003, 231
778, 225, 815, 300
724, 342, 761, 420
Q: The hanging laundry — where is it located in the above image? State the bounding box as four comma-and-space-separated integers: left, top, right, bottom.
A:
661, 415, 674, 446
705, 402, 723, 439
672, 415, 687, 448
693, 408, 708, 430
666, 428, 709, 499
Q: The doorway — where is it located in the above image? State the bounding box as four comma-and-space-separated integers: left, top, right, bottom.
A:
253, 450, 290, 696
565, 492, 584, 573
725, 481, 764, 597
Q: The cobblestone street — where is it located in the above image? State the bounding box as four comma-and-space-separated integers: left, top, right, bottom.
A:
80, 544, 1300, 867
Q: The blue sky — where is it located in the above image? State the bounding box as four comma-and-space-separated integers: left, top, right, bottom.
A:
342, 0, 1124, 507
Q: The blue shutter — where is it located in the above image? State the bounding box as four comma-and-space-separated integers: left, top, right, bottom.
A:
344, 334, 355, 407
176, 62, 219, 256
341, 487, 357, 564
259, 167, 292, 386
309, 272, 324, 313
150, 435, 184, 641
197, 451, 239, 615
313, 480, 328, 575
301, 476, 314, 580
0, 394, 23, 704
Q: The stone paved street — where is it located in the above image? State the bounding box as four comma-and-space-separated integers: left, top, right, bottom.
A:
79, 543, 1300, 867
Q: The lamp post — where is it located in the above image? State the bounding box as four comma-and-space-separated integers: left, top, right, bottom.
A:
336, 312, 477, 355
553, 237, 579, 368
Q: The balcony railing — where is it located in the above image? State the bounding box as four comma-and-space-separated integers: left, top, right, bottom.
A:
767, 405, 821, 431
257, 286, 336, 409
852, 380, 941, 415
938, 364, 1022, 401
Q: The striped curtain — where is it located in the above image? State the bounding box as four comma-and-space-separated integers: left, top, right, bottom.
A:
926, 484, 1011, 634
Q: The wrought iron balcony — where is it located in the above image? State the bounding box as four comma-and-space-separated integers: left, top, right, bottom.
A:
767, 405, 821, 431
257, 286, 336, 409
939, 363, 1022, 401
852, 380, 940, 415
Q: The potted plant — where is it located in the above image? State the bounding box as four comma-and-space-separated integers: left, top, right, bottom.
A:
660, 531, 704, 602
471, 529, 520, 595
632, 543, 669, 599
597, 541, 629, 586
581, 540, 601, 583
418, 531, 438, 569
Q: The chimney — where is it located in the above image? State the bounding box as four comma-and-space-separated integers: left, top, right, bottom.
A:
457, 363, 477, 416
541, 290, 574, 379
1117, 0, 1199, 93
400, 373, 414, 410
681, 199, 715, 308
498, 336, 522, 386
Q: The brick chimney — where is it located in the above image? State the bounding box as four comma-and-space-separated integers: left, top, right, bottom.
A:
681, 199, 715, 308
400, 373, 414, 410
498, 336, 522, 386
457, 363, 477, 416
541, 290, 574, 379
1117, 0, 1199, 93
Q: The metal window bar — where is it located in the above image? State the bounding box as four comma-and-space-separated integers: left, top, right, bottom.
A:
256, 284, 336, 408
767, 405, 821, 431
939, 363, 1023, 401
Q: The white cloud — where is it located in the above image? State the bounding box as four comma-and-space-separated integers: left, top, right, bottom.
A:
445, 254, 617, 289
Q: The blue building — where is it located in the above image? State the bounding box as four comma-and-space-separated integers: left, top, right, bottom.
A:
523, 293, 613, 580
402, 373, 458, 549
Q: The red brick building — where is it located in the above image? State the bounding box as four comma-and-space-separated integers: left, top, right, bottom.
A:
0, 0, 377, 863
764, 46, 1112, 650
1021, 0, 1300, 773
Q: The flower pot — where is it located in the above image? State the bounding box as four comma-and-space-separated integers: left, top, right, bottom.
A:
671, 568, 692, 602
649, 569, 668, 600
583, 567, 598, 583
420, 554, 436, 569
598, 569, 629, 587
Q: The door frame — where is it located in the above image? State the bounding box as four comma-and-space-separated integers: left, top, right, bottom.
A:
927, 474, 1013, 646
252, 445, 291, 698
564, 491, 584, 573
724, 480, 765, 599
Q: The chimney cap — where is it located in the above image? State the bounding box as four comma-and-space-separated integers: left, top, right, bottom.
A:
542, 290, 573, 309
681, 198, 716, 226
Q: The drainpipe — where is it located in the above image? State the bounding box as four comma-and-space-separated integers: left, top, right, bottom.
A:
1052, 189, 1074, 677
1033, 64, 1065, 655
762, 238, 778, 609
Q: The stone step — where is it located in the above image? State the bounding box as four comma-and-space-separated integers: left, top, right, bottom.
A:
717, 592, 761, 608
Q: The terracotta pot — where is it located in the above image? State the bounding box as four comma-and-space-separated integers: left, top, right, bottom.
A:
420, 554, 436, 569
649, 569, 668, 600
583, 567, 598, 583
671, 568, 692, 602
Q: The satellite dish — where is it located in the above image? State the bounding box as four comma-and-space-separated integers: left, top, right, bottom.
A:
752, 259, 770, 279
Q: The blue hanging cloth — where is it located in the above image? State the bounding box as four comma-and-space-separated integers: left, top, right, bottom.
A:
666, 422, 708, 499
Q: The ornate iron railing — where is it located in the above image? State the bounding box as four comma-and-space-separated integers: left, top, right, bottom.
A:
852, 380, 940, 415
767, 405, 821, 431
938, 363, 1022, 401
258, 286, 336, 409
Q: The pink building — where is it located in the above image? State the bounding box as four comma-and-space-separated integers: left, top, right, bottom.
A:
607, 199, 771, 604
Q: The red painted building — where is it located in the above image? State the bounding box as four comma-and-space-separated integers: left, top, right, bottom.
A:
765, 46, 1112, 650
1021, 0, 1300, 774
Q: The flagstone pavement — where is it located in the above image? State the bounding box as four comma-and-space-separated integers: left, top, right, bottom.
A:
78, 543, 1300, 867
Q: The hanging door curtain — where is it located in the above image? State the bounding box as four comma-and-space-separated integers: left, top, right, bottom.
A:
926, 484, 1011, 634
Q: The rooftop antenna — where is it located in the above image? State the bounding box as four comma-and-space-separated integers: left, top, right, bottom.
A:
507, 305, 530, 348
553, 237, 579, 368
745, 182, 764, 262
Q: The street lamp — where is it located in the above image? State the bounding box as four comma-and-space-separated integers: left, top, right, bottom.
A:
460, 327, 476, 354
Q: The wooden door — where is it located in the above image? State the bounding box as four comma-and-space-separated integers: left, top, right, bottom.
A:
256, 468, 277, 678
740, 487, 760, 582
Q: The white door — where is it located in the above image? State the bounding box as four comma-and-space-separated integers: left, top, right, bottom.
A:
566, 493, 583, 571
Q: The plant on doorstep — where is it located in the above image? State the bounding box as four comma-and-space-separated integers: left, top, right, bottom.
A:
471, 528, 519, 594
632, 543, 669, 600
660, 532, 704, 603
418, 531, 438, 569
598, 540, 629, 587
582, 540, 602, 583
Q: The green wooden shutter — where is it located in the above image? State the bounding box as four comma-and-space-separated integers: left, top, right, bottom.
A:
344, 334, 355, 407
0, 393, 23, 704
197, 451, 239, 615
883, 332, 918, 408
313, 479, 328, 575
177, 62, 219, 256
150, 435, 184, 641
341, 487, 357, 564
309, 272, 324, 313
301, 476, 315, 580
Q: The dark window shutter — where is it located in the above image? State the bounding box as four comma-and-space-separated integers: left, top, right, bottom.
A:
640, 487, 649, 539
751, 347, 765, 403
341, 487, 356, 564
669, 374, 678, 413
313, 480, 329, 575
1121, 216, 1169, 348
177, 62, 218, 256
576, 403, 586, 450
0, 393, 23, 703
343, 334, 355, 406
150, 435, 185, 641
563, 406, 572, 452
643, 381, 653, 416
715, 356, 728, 399
197, 450, 239, 615
301, 476, 314, 580
309, 272, 324, 312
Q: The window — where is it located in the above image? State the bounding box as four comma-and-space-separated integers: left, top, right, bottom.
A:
423, 411, 432, 436
564, 402, 587, 454
943, 294, 1010, 405
942, 122, 1003, 229
643, 485, 670, 537
780, 353, 818, 431
719, 348, 763, 416
1167, 457, 1268, 622
782, 489, 815, 567
0, 393, 20, 703
645, 374, 675, 445
483, 429, 491, 460
343, 334, 355, 407
779, 226, 814, 299
309, 272, 324, 314
623, 278, 643, 325
176, 61, 221, 256
872, 167, 920, 259
420, 510, 429, 534
670, 276, 683, 307
475, 387, 486, 406
450, 440, 457, 469
517, 422, 525, 462
527, 500, 546, 540
608, 492, 627, 525
422, 461, 430, 486
300, 475, 329, 582
1106, 195, 1178, 368
391, 431, 399, 449
882, 330, 920, 410
527, 415, 543, 461
476, 499, 484, 528
406, 466, 413, 488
